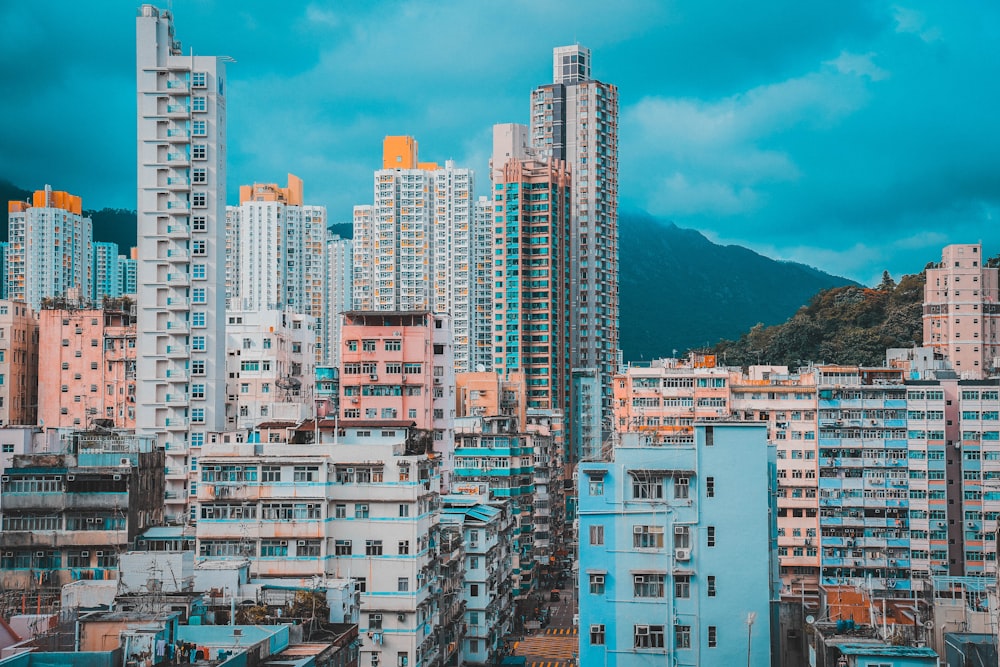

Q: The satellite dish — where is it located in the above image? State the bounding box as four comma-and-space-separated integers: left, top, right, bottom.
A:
923, 620, 934, 630
805, 615, 815, 625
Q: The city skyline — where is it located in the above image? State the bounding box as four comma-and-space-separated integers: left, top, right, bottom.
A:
1, 2, 997, 286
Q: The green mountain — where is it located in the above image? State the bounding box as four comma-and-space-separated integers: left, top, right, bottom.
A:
619, 212, 856, 361
711, 271, 926, 367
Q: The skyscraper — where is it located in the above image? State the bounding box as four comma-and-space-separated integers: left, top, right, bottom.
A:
226, 174, 328, 361
325, 235, 353, 368
490, 123, 571, 412
136, 4, 227, 523
531, 45, 619, 421
353, 137, 477, 371
7, 186, 93, 310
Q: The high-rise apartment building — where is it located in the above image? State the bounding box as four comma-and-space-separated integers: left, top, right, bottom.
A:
0, 242, 8, 300
92, 241, 121, 302
136, 4, 227, 523
923, 243, 1000, 378
325, 235, 353, 368
226, 174, 328, 361
471, 197, 494, 373
352, 138, 477, 372
7, 186, 94, 310
531, 45, 619, 420
490, 123, 571, 413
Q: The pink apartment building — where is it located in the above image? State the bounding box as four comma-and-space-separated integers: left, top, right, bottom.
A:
339, 311, 456, 483
924, 243, 1000, 378
37, 303, 136, 430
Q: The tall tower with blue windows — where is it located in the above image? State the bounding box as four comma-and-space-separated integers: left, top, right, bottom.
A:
489, 123, 571, 413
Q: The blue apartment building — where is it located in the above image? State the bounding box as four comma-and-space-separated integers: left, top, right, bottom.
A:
577, 422, 778, 665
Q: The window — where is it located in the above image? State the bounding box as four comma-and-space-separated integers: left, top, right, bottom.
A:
192, 192, 207, 208
634, 573, 665, 598
191, 335, 206, 351
192, 144, 207, 160
589, 479, 604, 495
191, 311, 206, 328
707, 526, 716, 547
673, 526, 690, 549
192, 167, 207, 183
707, 575, 716, 596
192, 215, 207, 231
192, 71, 207, 87
633, 525, 664, 549
366, 540, 383, 556
706, 476, 715, 498
385, 339, 401, 351
674, 476, 689, 499
192, 239, 207, 255
398, 540, 410, 555
708, 625, 717, 648
589, 573, 605, 594
192, 288, 206, 304
634, 625, 665, 649
355, 504, 369, 519
335, 504, 346, 519
293, 466, 318, 482
334, 540, 352, 555
589, 524, 604, 545
399, 504, 410, 517
192, 263, 206, 280
674, 624, 691, 649
397, 577, 409, 592
192, 120, 207, 136
191, 408, 205, 423
192, 95, 207, 112
632, 477, 664, 499
590, 624, 605, 645
368, 613, 382, 630
261, 465, 280, 482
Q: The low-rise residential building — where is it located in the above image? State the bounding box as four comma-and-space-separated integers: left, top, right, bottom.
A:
578, 423, 778, 665
442, 497, 515, 667
0, 432, 164, 593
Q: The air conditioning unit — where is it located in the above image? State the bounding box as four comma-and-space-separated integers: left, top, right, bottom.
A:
297, 540, 307, 546
370, 374, 378, 381
80, 551, 89, 558
590, 624, 602, 634
633, 526, 644, 534
968, 521, 976, 528
279, 540, 288, 546
675, 548, 690, 561
95, 551, 104, 557
397, 613, 406, 622
1, 476, 8, 483
346, 468, 354, 474
805, 539, 812, 546
635, 625, 649, 636
3, 552, 12, 558
36, 551, 45, 558
593, 575, 604, 585
66, 475, 75, 482
120, 458, 130, 466
113, 474, 122, 481
674, 526, 687, 535
87, 518, 97, 524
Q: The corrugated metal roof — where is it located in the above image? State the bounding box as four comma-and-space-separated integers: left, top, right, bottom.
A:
831, 642, 938, 657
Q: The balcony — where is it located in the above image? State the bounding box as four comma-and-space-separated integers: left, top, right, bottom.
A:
165, 393, 189, 405
166, 152, 189, 165
166, 224, 190, 238
164, 418, 189, 430
165, 297, 189, 310
164, 129, 191, 142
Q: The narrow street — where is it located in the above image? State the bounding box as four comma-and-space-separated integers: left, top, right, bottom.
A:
511, 589, 579, 667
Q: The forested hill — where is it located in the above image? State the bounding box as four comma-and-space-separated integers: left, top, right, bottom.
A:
711, 271, 926, 367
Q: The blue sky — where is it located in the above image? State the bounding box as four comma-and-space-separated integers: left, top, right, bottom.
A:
1, 1, 997, 284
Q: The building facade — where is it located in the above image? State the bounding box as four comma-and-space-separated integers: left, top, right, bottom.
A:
531, 45, 620, 422
577, 423, 777, 665
136, 4, 228, 525
325, 235, 353, 368
37, 304, 137, 431
0, 300, 38, 426
92, 241, 121, 302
